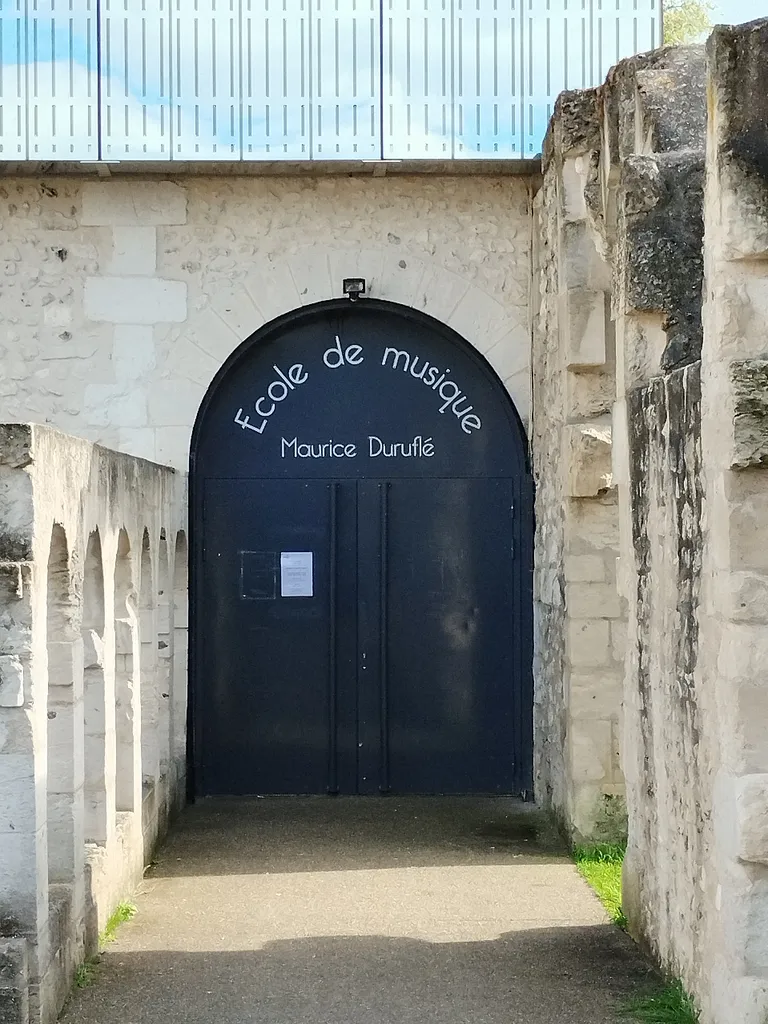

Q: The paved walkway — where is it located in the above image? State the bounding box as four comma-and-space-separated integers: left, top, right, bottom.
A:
62, 798, 653, 1024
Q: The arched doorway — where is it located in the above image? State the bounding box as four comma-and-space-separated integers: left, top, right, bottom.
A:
190, 299, 533, 797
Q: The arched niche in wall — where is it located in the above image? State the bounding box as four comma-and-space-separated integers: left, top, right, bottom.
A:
46, 524, 83, 887
82, 530, 107, 846
139, 529, 158, 789
157, 532, 172, 778
113, 530, 138, 814
172, 531, 188, 790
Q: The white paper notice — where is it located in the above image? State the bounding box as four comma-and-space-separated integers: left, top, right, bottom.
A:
280, 551, 314, 598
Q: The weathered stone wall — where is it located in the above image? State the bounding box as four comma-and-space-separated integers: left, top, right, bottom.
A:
0, 175, 533, 470
698, 20, 768, 1023
532, 91, 626, 840
608, 44, 711, 995
536, 21, 768, 1023
0, 424, 187, 1024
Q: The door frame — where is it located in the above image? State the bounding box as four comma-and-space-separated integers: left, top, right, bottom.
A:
187, 297, 533, 801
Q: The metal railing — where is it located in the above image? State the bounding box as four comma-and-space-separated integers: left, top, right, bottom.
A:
0, 0, 659, 163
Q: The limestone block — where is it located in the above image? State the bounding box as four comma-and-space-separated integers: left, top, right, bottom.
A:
244, 261, 302, 324
730, 359, 768, 469
377, 255, 427, 310
82, 630, 104, 672
566, 498, 620, 550
568, 619, 611, 668
634, 53, 706, 155
84, 277, 187, 324
560, 289, 607, 368
561, 157, 588, 224
570, 784, 609, 840
0, 657, 23, 708
535, 567, 563, 608
711, 974, 768, 1024
620, 152, 704, 371
139, 608, 155, 637
483, 325, 529, 382
569, 719, 612, 782
0, 755, 36, 833
717, 622, 768, 772
566, 369, 615, 421
542, 88, 600, 171
728, 486, 768, 572
732, 774, 768, 866
566, 582, 622, 620
560, 220, 610, 293
610, 620, 628, 663
109, 226, 157, 276
718, 182, 768, 262
505, 369, 530, 425
47, 702, 85, 789
209, 287, 264, 341
117, 428, 157, 463
45, 642, 72, 692
0, 938, 29, 1024
113, 326, 156, 380
147, 379, 205, 428
570, 672, 622, 720
564, 424, 613, 497
717, 571, 768, 624
155, 426, 192, 469
0, 830, 44, 930
708, 21, 768, 260
287, 249, 334, 305
447, 287, 512, 352
81, 182, 187, 226
181, 306, 239, 365
173, 592, 189, 626
114, 619, 134, 657
411, 264, 469, 322
564, 555, 606, 582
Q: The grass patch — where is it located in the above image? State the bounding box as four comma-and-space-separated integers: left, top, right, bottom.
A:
73, 960, 99, 989
71, 900, 138, 991
99, 900, 137, 950
573, 842, 627, 929
572, 844, 700, 1022
619, 980, 700, 1023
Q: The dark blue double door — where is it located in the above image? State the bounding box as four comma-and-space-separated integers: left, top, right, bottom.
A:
199, 475, 526, 796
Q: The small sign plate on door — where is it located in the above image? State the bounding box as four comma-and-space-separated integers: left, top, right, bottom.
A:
280, 551, 314, 597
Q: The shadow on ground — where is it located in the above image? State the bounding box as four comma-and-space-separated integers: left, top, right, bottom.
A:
60, 798, 656, 1024
149, 796, 567, 876
61, 926, 654, 1024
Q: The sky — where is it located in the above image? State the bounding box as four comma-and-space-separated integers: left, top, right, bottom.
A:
712, 0, 768, 24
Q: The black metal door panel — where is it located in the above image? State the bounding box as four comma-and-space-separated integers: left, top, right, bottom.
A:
371, 478, 519, 794
200, 479, 337, 795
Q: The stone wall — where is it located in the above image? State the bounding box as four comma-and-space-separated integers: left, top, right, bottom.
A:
532, 92, 626, 840
699, 20, 768, 1023
535, 20, 768, 1024
608, 43, 710, 997
0, 174, 533, 471
0, 424, 187, 1023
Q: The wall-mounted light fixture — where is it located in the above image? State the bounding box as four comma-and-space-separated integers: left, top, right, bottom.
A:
343, 278, 366, 301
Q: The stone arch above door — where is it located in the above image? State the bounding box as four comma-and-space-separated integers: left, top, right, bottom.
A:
152, 245, 530, 468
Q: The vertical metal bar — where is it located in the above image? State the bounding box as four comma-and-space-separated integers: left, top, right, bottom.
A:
328, 482, 339, 794
378, 0, 384, 159
378, 481, 390, 792
96, 0, 103, 160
